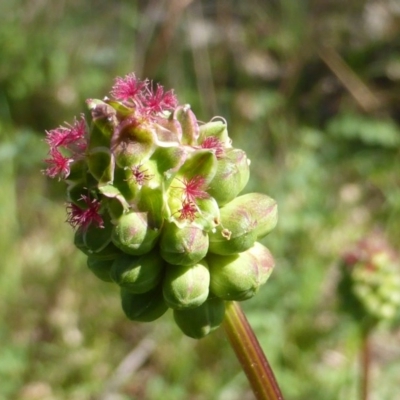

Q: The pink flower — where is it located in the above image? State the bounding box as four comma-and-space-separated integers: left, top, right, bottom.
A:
45, 115, 87, 151
109, 73, 178, 118
44, 116, 87, 179
110, 73, 147, 102
142, 84, 178, 114
66, 195, 104, 230
43, 148, 72, 179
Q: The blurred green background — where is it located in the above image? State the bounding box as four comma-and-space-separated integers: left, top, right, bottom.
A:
1, 1, 400, 399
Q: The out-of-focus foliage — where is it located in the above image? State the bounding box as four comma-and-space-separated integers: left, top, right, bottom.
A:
1, 0, 400, 399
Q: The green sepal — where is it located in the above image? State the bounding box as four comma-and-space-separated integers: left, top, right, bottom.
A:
173, 297, 225, 339
113, 119, 157, 168
80, 213, 113, 253
147, 146, 188, 188
112, 211, 161, 256
65, 159, 87, 184
66, 176, 99, 208
120, 286, 169, 322
166, 150, 218, 222
178, 149, 217, 185
162, 260, 210, 310
174, 105, 199, 145
207, 148, 250, 206
87, 99, 117, 149
154, 114, 183, 144
207, 242, 275, 301
111, 252, 165, 294
105, 99, 134, 119
98, 182, 130, 220
86, 147, 114, 184
160, 221, 209, 266
74, 232, 121, 260
66, 181, 88, 207
195, 197, 221, 232
87, 255, 114, 282
137, 186, 165, 231
199, 119, 229, 144
109, 166, 140, 203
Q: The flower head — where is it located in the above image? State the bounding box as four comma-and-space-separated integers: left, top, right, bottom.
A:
43, 72, 278, 339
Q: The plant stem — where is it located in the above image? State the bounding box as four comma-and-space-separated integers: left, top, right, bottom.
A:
360, 329, 371, 400
223, 301, 284, 400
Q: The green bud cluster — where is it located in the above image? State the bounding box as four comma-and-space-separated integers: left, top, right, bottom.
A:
44, 74, 278, 338
338, 233, 400, 329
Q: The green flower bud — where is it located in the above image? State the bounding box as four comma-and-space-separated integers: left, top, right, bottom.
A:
163, 260, 210, 309
207, 149, 250, 206
243, 193, 278, 239
87, 255, 114, 282
111, 252, 165, 293
207, 242, 275, 301
121, 286, 169, 322
208, 193, 277, 255
173, 297, 225, 339
208, 210, 257, 256
160, 221, 209, 266
112, 211, 161, 256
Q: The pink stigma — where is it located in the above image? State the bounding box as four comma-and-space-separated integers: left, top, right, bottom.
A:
201, 136, 224, 159
179, 175, 209, 202
66, 195, 104, 231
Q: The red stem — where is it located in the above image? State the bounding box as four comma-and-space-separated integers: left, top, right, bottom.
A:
223, 301, 284, 400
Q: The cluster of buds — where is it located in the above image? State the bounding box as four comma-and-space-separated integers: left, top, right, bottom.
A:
338, 232, 400, 329
44, 73, 278, 338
